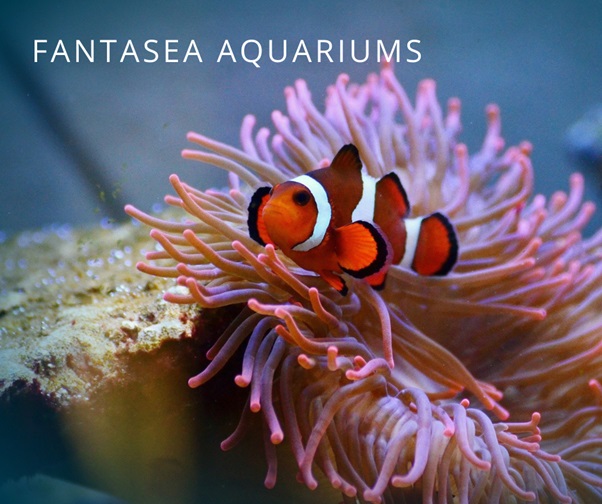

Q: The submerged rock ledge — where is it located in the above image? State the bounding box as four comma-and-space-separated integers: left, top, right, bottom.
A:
0, 219, 198, 405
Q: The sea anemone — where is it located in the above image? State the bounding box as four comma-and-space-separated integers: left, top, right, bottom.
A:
124, 66, 602, 503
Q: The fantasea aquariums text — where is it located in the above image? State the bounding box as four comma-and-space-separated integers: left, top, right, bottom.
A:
33, 39, 422, 66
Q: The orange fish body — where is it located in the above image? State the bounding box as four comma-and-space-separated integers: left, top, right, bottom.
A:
248, 144, 458, 295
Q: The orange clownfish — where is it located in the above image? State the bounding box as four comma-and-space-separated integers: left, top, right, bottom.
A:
247, 144, 458, 295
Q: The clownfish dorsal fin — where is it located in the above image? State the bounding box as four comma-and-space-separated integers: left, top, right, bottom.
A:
330, 144, 363, 174
408, 212, 458, 276
335, 221, 391, 279
247, 186, 274, 246
376, 172, 411, 218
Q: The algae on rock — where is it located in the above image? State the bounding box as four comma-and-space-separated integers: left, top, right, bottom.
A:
0, 219, 199, 405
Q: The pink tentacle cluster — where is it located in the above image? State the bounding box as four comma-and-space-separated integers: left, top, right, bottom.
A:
125, 67, 602, 502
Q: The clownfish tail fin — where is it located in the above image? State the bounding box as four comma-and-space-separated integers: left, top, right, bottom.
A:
330, 144, 362, 173
336, 221, 392, 279
376, 172, 411, 217
247, 186, 273, 246
408, 212, 458, 276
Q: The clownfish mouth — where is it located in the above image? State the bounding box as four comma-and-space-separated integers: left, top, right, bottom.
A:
262, 205, 283, 219
262, 199, 306, 228
261, 206, 287, 231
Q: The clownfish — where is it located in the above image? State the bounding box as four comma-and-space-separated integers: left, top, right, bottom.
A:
247, 144, 458, 295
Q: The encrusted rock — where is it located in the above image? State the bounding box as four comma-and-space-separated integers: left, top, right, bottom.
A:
0, 220, 198, 404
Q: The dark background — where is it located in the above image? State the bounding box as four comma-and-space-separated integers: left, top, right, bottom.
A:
1, 1, 601, 238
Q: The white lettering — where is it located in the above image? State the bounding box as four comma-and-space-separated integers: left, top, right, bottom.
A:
120, 39, 139, 62
165, 40, 178, 63
407, 39, 421, 63
217, 39, 236, 63
100, 40, 117, 62
34, 40, 47, 62
144, 40, 159, 63
75, 40, 94, 62
292, 40, 311, 63
377, 40, 400, 63
51, 40, 70, 63
351, 39, 369, 63
30, 38, 422, 65
183, 39, 202, 62
269, 39, 286, 63
317, 40, 333, 63
241, 39, 262, 68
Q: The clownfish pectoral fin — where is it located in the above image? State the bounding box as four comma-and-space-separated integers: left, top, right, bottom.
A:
336, 221, 391, 279
319, 270, 348, 296
247, 186, 274, 246
410, 212, 458, 276
330, 144, 362, 174
376, 172, 410, 217
366, 270, 388, 291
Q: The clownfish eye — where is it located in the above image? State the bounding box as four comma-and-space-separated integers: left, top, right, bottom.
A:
292, 189, 311, 206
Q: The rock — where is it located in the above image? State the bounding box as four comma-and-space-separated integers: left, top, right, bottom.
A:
0, 220, 198, 404
566, 104, 602, 167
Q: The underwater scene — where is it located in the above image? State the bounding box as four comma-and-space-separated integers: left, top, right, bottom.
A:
1, 2, 602, 503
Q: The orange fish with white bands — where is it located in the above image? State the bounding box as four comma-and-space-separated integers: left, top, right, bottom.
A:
247, 144, 458, 295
